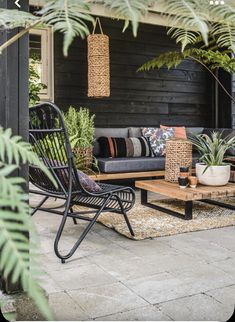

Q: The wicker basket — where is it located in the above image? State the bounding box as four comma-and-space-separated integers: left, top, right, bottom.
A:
73, 147, 93, 169
87, 18, 110, 98
165, 139, 192, 182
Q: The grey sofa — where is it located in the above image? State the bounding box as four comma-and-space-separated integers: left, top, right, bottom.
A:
93, 127, 235, 174
93, 127, 206, 174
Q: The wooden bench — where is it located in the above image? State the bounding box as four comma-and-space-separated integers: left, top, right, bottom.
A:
89, 170, 165, 181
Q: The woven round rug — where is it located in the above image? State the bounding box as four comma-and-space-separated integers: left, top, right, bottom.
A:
74, 198, 235, 240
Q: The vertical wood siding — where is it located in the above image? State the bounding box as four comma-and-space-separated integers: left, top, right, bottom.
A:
54, 18, 212, 128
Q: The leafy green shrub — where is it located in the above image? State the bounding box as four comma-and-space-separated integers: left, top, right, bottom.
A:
0, 127, 56, 320
29, 55, 47, 107
62, 106, 95, 149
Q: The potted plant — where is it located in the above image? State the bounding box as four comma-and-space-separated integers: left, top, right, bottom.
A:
190, 132, 235, 186
62, 106, 95, 170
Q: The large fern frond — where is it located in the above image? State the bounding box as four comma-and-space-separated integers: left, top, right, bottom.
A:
38, 0, 94, 56
94, 0, 151, 37
0, 128, 56, 320
138, 48, 235, 74
167, 27, 200, 51
211, 23, 235, 53
0, 127, 56, 187
0, 9, 36, 29
158, 0, 209, 45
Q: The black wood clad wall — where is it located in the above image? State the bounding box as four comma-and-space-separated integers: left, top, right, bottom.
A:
54, 18, 212, 128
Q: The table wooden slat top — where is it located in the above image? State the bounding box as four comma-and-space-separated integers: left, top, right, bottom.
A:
135, 179, 235, 201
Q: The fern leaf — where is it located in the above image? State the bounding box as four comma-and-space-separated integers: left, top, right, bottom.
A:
211, 23, 235, 54
158, 0, 209, 45
168, 28, 200, 51
0, 9, 36, 29
0, 127, 57, 187
95, 0, 151, 37
38, 0, 94, 56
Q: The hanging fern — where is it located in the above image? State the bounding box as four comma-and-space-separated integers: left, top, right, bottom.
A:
38, 0, 94, 56
138, 48, 235, 74
0, 127, 56, 320
211, 23, 235, 53
94, 0, 152, 36
1, 1, 235, 56
167, 28, 201, 52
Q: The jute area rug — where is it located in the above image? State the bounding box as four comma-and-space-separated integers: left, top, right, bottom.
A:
75, 198, 235, 240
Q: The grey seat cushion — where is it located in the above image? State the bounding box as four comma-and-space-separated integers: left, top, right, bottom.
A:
97, 154, 200, 173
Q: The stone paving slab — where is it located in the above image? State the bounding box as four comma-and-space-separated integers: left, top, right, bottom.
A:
32, 192, 235, 321
48, 263, 117, 291
158, 293, 232, 321
68, 282, 148, 319
49, 292, 89, 321
95, 305, 171, 321
125, 263, 234, 304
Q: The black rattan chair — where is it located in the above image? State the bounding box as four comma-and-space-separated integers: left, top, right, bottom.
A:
29, 103, 135, 263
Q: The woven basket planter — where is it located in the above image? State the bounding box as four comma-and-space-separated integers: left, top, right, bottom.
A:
165, 139, 192, 183
73, 147, 93, 169
87, 18, 110, 98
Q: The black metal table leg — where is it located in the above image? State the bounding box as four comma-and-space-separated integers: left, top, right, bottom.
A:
185, 201, 193, 220
140, 189, 193, 220
141, 189, 148, 204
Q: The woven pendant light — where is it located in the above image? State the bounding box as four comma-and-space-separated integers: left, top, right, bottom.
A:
87, 17, 110, 98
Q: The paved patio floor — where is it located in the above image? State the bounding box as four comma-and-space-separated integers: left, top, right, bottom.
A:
31, 192, 235, 321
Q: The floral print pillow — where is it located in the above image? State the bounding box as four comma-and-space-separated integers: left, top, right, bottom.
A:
142, 127, 175, 157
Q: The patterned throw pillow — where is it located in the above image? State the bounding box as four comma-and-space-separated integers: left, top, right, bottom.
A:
142, 127, 175, 157
160, 125, 187, 139
77, 170, 102, 193
98, 136, 151, 158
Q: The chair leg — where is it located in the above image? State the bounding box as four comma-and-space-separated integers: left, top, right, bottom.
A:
70, 207, 78, 225
116, 195, 135, 236
30, 195, 49, 216
54, 195, 112, 263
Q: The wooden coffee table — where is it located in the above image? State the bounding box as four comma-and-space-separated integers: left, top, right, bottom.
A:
135, 179, 235, 220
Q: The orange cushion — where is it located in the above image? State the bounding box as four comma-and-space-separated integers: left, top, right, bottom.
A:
160, 125, 187, 139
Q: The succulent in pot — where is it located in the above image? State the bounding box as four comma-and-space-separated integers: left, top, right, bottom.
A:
189, 132, 235, 186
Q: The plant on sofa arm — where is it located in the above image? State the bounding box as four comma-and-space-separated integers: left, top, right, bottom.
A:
0, 127, 56, 320
189, 132, 235, 168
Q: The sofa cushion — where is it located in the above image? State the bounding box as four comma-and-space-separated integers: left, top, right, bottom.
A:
160, 125, 187, 139
128, 127, 142, 138
142, 127, 175, 156
97, 157, 165, 173
202, 128, 235, 156
97, 153, 200, 173
94, 128, 129, 156
97, 136, 151, 158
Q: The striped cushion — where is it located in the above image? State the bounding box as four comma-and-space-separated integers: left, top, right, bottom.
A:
98, 136, 151, 158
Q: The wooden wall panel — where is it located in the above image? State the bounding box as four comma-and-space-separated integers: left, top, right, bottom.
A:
54, 18, 212, 128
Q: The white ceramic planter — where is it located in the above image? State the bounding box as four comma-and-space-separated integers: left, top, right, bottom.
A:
196, 163, 231, 186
